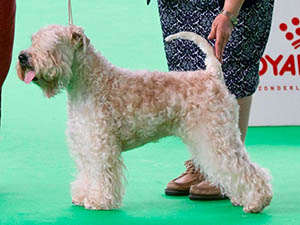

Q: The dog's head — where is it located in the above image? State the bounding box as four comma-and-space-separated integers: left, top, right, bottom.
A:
17, 25, 90, 98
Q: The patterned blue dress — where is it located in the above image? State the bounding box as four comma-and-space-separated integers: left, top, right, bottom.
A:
158, 0, 274, 98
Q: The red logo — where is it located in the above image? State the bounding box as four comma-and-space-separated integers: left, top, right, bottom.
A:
258, 17, 300, 92
279, 17, 300, 49
259, 17, 300, 77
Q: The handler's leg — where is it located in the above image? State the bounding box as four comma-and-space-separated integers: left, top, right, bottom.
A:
237, 95, 253, 143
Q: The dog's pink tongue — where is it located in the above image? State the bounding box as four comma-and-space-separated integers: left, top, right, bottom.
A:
24, 71, 36, 84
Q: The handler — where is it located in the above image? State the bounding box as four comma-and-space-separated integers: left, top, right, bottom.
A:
148, 0, 274, 199
0, 0, 16, 127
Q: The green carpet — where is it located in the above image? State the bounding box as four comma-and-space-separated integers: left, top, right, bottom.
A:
1, 0, 300, 224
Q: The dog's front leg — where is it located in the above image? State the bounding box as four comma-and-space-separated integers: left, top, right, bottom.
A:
82, 137, 125, 210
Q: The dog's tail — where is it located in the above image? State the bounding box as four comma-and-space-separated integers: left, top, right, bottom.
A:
165, 32, 222, 78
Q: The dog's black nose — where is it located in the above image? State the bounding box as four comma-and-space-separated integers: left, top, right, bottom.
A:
18, 53, 29, 66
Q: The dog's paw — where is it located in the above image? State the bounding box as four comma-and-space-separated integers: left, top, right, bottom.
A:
231, 198, 242, 207
83, 197, 116, 210
71, 192, 86, 207
243, 203, 263, 213
72, 199, 84, 206
243, 193, 272, 213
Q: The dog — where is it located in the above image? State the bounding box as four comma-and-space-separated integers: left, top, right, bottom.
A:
17, 25, 272, 213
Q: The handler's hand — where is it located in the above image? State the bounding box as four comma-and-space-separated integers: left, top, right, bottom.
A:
208, 14, 234, 63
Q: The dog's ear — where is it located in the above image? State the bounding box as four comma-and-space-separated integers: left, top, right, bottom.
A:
70, 26, 90, 52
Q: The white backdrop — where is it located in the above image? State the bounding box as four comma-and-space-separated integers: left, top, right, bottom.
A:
250, 0, 300, 126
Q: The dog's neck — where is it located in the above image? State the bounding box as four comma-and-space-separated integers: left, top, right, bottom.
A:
67, 45, 120, 102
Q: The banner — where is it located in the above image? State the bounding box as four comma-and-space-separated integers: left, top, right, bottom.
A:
250, 1, 300, 126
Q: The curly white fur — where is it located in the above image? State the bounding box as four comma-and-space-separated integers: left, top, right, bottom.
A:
17, 25, 272, 213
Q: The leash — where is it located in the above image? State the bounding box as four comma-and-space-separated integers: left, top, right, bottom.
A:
68, 0, 73, 25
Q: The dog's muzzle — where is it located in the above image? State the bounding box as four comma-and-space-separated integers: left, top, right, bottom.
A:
18, 52, 29, 67
18, 52, 38, 83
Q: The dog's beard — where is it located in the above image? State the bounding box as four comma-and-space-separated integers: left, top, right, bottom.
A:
34, 78, 61, 98
18, 62, 65, 98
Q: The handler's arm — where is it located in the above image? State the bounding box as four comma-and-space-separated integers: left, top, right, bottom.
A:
208, 0, 245, 62
223, 0, 245, 17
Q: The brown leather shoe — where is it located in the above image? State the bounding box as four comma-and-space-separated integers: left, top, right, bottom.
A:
189, 180, 228, 200
165, 160, 205, 196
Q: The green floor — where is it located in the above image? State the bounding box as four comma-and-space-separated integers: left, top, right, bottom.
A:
1, 0, 300, 224
1, 127, 300, 225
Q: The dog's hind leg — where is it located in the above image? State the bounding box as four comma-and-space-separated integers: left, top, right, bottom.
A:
183, 109, 272, 213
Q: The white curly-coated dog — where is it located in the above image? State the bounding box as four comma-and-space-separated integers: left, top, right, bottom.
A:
17, 25, 272, 213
